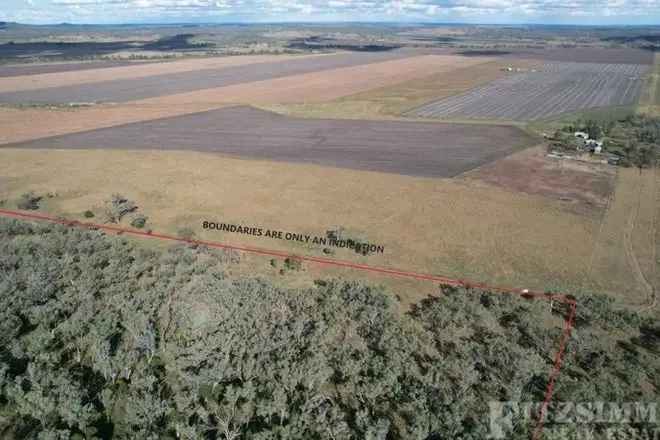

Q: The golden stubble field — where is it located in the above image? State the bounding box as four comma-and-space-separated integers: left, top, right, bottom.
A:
0, 148, 610, 303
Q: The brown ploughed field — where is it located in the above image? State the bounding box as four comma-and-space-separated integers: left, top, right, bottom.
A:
0, 53, 317, 93
462, 146, 617, 214
5, 106, 536, 178
0, 54, 489, 144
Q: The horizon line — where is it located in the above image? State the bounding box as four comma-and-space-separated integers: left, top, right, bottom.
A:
3, 20, 660, 27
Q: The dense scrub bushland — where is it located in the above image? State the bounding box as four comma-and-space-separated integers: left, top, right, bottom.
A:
0, 219, 658, 439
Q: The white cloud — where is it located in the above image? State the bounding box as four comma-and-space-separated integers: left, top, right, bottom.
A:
4, 0, 660, 23
51, 0, 105, 4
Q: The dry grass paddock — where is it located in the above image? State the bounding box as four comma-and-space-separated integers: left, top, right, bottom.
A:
639, 53, 660, 117
585, 167, 659, 308
0, 147, 619, 302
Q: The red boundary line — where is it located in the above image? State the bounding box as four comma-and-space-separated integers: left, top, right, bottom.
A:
0, 208, 576, 440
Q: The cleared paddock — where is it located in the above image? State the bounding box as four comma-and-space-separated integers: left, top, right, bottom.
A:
0, 53, 315, 93
0, 50, 416, 104
0, 55, 490, 145
457, 47, 654, 65
411, 62, 649, 121
0, 60, 156, 77
4, 106, 536, 178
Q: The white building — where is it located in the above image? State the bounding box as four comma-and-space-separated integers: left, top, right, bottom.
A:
585, 139, 604, 151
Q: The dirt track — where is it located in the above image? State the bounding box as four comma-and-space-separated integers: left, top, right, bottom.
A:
4, 106, 536, 178
0, 50, 417, 103
586, 168, 658, 306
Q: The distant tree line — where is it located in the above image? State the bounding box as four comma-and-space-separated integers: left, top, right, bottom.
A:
0, 219, 658, 439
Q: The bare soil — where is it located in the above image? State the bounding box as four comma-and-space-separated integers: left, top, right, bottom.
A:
5, 106, 536, 178
412, 62, 648, 121
462, 146, 617, 214
468, 47, 654, 65
0, 55, 488, 144
0, 50, 416, 103
265, 59, 538, 120
0, 53, 318, 93
0, 60, 154, 77
134, 54, 488, 106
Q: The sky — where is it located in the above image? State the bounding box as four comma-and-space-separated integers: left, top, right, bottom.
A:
2, 0, 660, 25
